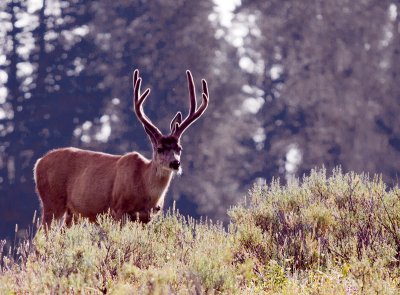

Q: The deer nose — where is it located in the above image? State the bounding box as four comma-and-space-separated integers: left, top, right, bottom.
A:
170, 160, 180, 170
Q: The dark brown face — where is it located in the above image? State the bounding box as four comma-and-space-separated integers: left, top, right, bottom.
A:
154, 136, 182, 172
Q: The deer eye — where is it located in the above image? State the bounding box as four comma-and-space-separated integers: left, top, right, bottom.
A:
177, 146, 182, 153
157, 148, 164, 153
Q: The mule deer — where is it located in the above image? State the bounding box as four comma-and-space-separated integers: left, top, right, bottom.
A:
34, 69, 209, 228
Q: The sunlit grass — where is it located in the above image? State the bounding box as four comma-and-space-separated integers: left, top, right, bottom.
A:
1, 168, 399, 294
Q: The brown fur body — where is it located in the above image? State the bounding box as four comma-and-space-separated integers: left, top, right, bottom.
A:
34, 147, 172, 227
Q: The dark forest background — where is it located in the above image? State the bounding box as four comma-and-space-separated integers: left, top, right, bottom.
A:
0, 0, 399, 240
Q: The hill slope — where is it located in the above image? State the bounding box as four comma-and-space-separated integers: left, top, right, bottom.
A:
1, 168, 399, 294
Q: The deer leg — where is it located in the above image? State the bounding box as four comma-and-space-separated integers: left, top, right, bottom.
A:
42, 208, 65, 231
131, 208, 161, 224
41, 210, 54, 231
40, 196, 67, 231
37, 179, 68, 231
111, 208, 124, 222
127, 210, 150, 223
64, 209, 79, 227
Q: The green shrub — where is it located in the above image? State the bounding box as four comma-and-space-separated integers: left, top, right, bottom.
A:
229, 168, 400, 293
1, 168, 399, 294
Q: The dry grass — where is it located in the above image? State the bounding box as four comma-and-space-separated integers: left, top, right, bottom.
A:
1, 168, 399, 294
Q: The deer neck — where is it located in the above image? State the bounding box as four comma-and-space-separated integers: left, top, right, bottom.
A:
150, 161, 173, 179
142, 161, 173, 208
146, 160, 173, 192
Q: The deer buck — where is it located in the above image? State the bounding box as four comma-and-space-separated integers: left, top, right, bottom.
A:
34, 69, 209, 228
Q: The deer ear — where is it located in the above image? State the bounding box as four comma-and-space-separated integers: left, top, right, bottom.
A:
170, 112, 182, 133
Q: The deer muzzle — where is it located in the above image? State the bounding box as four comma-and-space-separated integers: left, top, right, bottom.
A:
169, 160, 180, 170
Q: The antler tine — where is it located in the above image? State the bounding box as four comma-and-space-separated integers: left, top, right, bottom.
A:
170, 111, 182, 133
202, 79, 208, 97
133, 69, 162, 139
172, 71, 209, 138
187, 70, 197, 115
133, 69, 139, 90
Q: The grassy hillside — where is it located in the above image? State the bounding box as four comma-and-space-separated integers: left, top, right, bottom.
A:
1, 168, 399, 294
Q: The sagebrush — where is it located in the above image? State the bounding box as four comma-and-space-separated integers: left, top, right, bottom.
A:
1, 168, 399, 294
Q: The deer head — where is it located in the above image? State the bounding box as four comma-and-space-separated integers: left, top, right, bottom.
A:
133, 69, 209, 174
